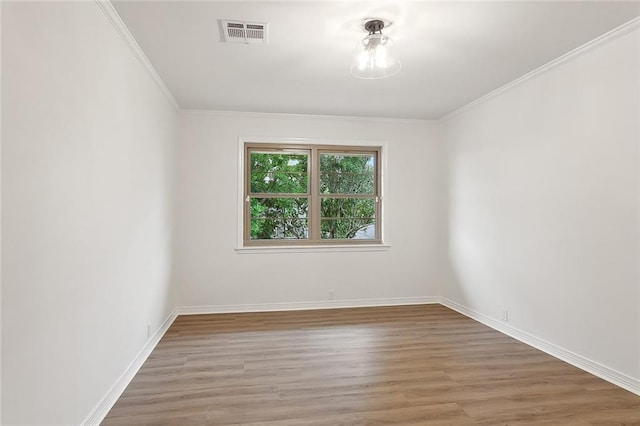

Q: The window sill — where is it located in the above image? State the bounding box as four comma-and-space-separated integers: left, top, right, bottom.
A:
235, 244, 391, 254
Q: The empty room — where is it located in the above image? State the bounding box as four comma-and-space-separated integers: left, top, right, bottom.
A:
2, 0, 639, 424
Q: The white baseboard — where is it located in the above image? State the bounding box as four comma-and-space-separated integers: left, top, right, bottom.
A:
81, 296, 639, 426
81, 309, 179, 426
80, 296, 435, 424
177, 296, 439, 315
439, 297, 640, 396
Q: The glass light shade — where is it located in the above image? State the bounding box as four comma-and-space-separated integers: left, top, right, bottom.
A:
350, 33, 401, 79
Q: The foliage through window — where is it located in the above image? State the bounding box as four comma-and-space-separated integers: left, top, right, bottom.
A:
244, 144, 381, 245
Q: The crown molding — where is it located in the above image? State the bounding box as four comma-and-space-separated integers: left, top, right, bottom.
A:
94, 0, 180, 111
180, 108, 435, 125
93, 2, 638, 125
441, 16, 640, 121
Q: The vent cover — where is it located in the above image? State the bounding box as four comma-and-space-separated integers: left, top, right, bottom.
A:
221, 20, 268, 44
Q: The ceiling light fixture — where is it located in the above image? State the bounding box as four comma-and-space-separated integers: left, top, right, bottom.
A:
350, 19, 401, 79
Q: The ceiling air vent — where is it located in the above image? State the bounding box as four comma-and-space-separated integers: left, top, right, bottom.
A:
220, 20, 268, 45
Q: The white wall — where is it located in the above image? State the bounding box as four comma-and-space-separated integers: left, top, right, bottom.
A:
2, 2, 637, 423
174, 112, 441, 309
0, 3, 3, 420
2, 2, 177, 424
440, 27, 640, 382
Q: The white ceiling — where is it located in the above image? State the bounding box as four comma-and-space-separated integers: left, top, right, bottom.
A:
112, 1, 640, 119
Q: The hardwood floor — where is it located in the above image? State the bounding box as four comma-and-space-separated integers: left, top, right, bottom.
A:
102, 304, 640, 425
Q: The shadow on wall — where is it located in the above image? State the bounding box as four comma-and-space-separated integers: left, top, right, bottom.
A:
437, 124, 470, 309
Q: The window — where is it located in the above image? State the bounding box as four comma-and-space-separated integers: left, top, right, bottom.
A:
243, 143, 382, 246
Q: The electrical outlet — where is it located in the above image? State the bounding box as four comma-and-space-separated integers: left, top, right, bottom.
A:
501, 309, 509, 322
329, 290, 335, 300
146, 323, 152, 339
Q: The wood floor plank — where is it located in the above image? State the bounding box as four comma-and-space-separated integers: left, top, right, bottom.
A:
102, 304, 640, 425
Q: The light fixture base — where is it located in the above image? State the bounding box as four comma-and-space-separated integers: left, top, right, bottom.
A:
364, 19, 384, 34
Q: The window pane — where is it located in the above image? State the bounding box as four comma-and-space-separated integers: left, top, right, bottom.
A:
320, 153, 374, 195
250, 198, 308, 240
320, 198, 375, 239
250, 152, 308, 194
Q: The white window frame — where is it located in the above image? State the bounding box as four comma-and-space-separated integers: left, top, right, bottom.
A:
235, 136, 390, 253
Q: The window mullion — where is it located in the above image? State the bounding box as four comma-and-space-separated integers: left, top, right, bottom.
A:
309, 147, 321, 241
